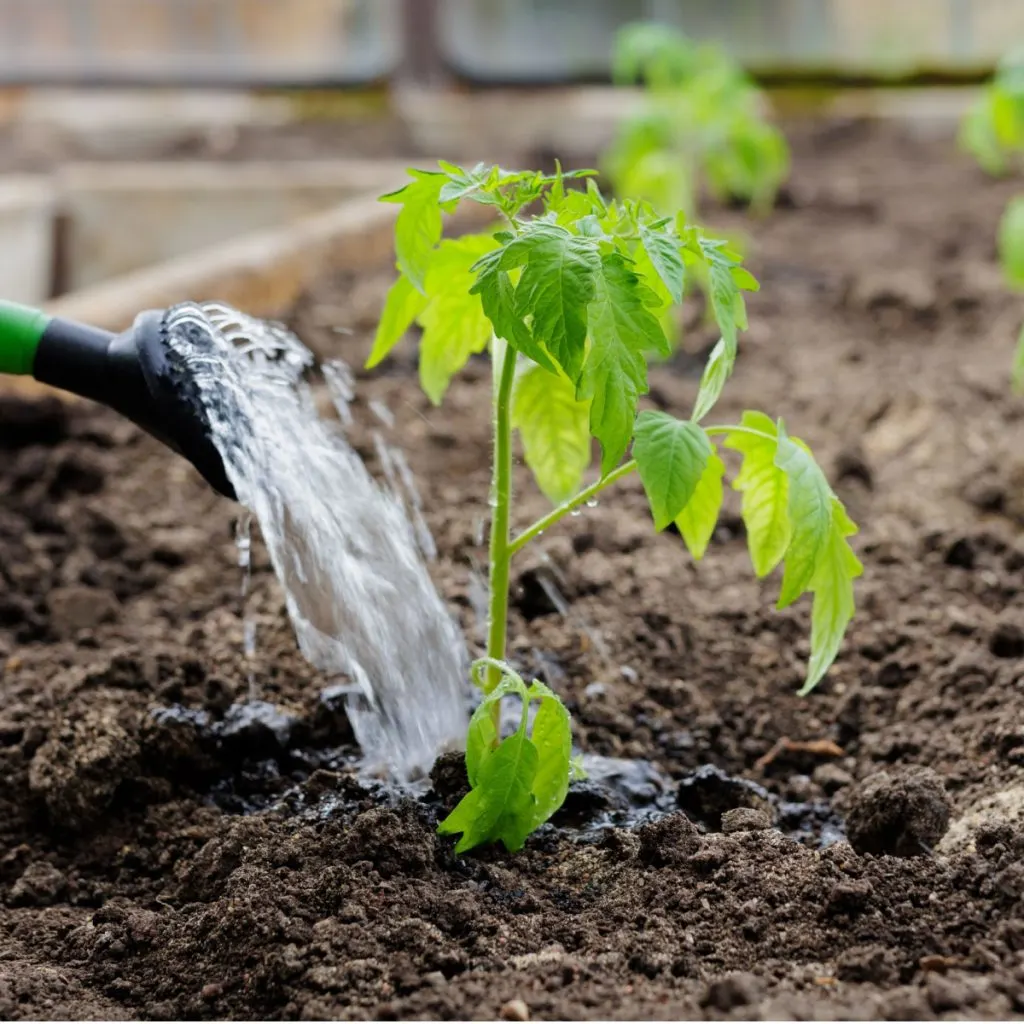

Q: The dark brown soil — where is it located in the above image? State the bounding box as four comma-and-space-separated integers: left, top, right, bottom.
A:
4, 120, 1024, 1020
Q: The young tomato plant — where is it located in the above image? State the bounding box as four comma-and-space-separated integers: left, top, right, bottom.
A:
367, 162, 861, 854
960, 49, 1024, 386
603, 23, 789, 221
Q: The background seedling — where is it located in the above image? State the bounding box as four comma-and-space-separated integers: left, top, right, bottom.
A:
369, 162, 861, 853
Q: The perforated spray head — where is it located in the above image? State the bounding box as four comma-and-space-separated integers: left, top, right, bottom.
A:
0, 299, 238, 499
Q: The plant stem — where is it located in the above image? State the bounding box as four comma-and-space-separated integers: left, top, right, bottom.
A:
508, 459, 638, 558
484, 342, 518, 696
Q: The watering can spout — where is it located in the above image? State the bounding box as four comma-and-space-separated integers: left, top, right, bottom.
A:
0, 299, 236, 500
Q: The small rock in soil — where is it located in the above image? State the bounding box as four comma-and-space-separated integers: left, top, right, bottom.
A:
8, 861, 67, 907
499, 998, 530, 1021
637, 813, 702, 867
46, 585, 119, 637
721, 807, 773, 833
845, 768, 951, 856
676, 764, 774, 829
700, 972, 763, 1011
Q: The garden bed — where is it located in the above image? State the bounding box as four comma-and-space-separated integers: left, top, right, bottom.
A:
3, 120, 1024, 1020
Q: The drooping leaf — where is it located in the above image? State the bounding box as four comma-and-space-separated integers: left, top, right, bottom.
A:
691, 336, 735, 422
723, 411, 790, 577
579, 252, 670, 473
464, 674, 524, 786
633, 411, 711, 530
525, 680, 572, 830
438, 729, 539, 854
512, 362, 592, 504
418, 235, 498, 403
381, 170, 446, 291
471, 246, 556, 372
510, 222, 601, 382
674, 448, 725, 559
638, 221, 685, 304
802, 499, 862, 695
366, 274, 429, 369
773, 422, 832, 609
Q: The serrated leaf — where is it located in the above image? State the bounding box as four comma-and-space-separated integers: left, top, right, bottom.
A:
691, 337, 735, 421
366, 274, 428, 369
381, 170, 446, 291
439, 729, 539, 854
802, 498, 862, 695
723, 411, 790, 577
471, 247, 556, 373
638, 222, 685, 304
512, 362, 592, 504
418, 235, 498, 404
1000, 195, 1024, 291
633, 412, 711, 531
511, 222, 601, 382
525, 680, 572, 830
580, 252, 670, 474
674, 449, 725, 559
774, 422, 832, 609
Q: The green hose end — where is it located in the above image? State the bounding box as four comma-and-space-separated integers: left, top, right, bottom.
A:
0, 300, 51, 376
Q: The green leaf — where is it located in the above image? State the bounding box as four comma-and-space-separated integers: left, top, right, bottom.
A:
674, 449, 725, 559
580, 251, 670, 474
381, 170, 446, 292
525, 680, 572, 830
633, 411, 712, 530
802, 499, 862, 695
418, 235, 498, 404
464, 676, 524, 786
510, 222, 601, 382
471, 247, 557, 373
691, 337, 735, 421
773, 422, 833, 609
439, 729, 539, 854
512, 362, 592, 504
366, 274, 428, 369
638, 222, 685, 304
723, 411, 790, 577
1000, 195, 1024, 291
1014, 321, 1024, 393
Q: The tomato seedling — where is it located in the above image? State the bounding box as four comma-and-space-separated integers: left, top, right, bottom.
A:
603, 23, 789, 221
961, 49, 1024, 387
367, 162, 861, 853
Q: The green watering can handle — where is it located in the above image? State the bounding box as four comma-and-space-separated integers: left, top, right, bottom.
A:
0, 300, 52, 376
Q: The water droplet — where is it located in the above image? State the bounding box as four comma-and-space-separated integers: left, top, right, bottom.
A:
586, 498, 599, 509
570, 508, 582, 517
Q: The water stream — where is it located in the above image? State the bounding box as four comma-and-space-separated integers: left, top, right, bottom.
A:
163, 302, 468, 779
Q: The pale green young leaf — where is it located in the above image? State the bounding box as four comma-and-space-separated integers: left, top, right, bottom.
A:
512, 362, 592, 504
464, 673, 525, 786
633, 411, 712, 530
579, 252, 670, 474
691, 337, 735, 422
366, 274, 428, 369
418, 235, 499, 404
511, 222, 601, 382
1000, 195, 1024, 291
438, 729, 539, 854
525, 680, 572, 831
802, 498, 863, 695
723, 411, 790, 577
638, 222, 685, 304
773, 422, 832, 609
381, 170, 446, 291
674, 449, 725, 559
1014, 321, 1024, 393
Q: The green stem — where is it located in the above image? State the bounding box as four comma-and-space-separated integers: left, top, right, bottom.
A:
702, 423, 777, 444
509, 459, 638, 558
484, 341, 518, 696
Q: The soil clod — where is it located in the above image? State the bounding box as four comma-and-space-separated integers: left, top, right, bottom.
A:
845, 768, 951, 856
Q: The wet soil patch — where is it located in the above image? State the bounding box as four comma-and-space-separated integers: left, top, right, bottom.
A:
3, 122, 1024, 1018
